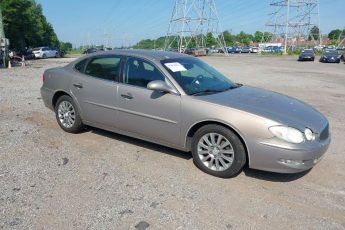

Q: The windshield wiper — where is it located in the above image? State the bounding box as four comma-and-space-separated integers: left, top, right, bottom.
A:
190, 86, 237, 96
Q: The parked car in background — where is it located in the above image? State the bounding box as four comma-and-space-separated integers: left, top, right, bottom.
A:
262, 46, 283, 53
314, 45, 325, 51
298, 49, 315, 61
234, 47, 243, 53
33, 47, 59, 59
41, 50, 330, 178
251, 47, 259, 53
184, 48, 206, 56
206, 48, 218, 54
184, 48, 196, 55
83, 48, 101, 54
227, 47, 236, 53
319, 50, 341, 63
50, 47, 65, 58
14, 48, 35, 60
241, 47, 251, 53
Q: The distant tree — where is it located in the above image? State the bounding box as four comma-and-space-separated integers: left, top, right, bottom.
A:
205, 32, 214, 47
133, 39, 154, 49
263, 32, 273, 42
60, 42, 73, 52
0, 0, 59, 50
309, 26, 320, 40
254, 31, 264, 42
237, 31, 252, 46
222, 30, 234, 46
328, 29, 342, 40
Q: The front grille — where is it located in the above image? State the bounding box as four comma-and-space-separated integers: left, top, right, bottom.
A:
319, 123, 329, 141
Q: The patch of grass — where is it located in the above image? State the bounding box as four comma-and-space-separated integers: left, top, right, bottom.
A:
66, 49, 83, 55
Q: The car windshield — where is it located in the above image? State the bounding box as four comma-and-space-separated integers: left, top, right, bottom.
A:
161, 57, 238, 95
324, 50, 338, 55
302, 50, 313, 54
33, 48, 41, 51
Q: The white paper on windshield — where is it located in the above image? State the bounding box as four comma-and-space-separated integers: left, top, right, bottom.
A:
164, 62, 187, 72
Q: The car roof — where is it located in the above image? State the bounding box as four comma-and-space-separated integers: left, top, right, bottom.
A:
84, 49, 190, 61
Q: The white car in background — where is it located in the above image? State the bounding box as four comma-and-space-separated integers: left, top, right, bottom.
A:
33, 47, 59, 59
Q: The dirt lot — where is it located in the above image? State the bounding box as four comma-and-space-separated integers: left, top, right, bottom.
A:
0, 55, 344, 229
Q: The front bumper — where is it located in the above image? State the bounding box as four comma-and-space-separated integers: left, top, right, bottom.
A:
299, 56, 314, 61
248, 136, 331, 173
321, 58, 340, 63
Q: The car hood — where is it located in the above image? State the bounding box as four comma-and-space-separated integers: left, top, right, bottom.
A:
323, 54, 338, 58
195, 85, 327, 132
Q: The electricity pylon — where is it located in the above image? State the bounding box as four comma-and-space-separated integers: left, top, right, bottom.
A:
165, 0, 227, 54
266, 0, 320, 53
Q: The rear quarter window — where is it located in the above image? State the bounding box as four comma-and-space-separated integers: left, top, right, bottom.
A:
74, 59, 88, 73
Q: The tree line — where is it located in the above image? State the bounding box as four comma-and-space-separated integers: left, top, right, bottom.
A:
134, 27, 345, 50
0, 0, 71, 52
132, 30, 275, 49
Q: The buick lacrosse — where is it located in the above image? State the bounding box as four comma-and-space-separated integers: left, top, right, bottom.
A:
41, 50, 330, 178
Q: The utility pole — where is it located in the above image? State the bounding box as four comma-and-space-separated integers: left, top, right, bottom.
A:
104, 32, 113, 50
165, 0, 228, 55
284, 0, 290, 54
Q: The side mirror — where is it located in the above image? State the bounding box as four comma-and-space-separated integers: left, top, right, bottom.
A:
147, 80, 174, 94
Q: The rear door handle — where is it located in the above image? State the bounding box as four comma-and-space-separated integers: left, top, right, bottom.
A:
73, 83, 83, 89
121, 93, 133, 100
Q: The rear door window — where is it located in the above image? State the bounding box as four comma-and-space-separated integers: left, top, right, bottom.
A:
84, 56, 121, 81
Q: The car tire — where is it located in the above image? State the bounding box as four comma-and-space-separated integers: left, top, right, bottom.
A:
191, 124, 246, 178
42, 54, 47, 59
55, 95, 84, 133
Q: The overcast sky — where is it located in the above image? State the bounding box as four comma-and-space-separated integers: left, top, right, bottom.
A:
36, 0, 345, 47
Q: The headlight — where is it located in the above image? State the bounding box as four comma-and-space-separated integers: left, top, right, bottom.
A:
304, 128, 315, 141
269, 126, 304, 144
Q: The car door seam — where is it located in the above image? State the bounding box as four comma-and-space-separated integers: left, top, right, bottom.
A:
84, 100, 178, 124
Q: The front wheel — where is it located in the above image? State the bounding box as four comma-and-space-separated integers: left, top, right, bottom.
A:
191, 125, 246, 178
55, 95, 84, 133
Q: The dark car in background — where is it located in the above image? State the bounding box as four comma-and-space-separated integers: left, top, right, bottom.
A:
319, 50, 341, 63
83, 48, 101, 54
241, 47, 251, 53
298, 49, 315, 61
51, 47, 65, 58
184, 48, 196, 55
227, 47, 236, 53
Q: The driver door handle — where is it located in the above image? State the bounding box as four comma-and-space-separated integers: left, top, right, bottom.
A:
73, 83, 83, 89
121, 93, 133, 100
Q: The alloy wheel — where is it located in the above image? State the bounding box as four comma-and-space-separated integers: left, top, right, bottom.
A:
57, 101, 76, 128
197, 133, 235, 171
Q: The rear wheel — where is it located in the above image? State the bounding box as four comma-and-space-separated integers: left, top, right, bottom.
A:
55, 95, 84, 133
191, 125, 246, 178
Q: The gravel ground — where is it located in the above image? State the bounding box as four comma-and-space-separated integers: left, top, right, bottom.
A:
0, 55, 344, 230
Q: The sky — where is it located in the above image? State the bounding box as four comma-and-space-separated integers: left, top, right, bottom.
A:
36, 0, 345, 48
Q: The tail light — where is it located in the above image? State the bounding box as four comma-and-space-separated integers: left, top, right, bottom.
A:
42, 74, 45, 82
